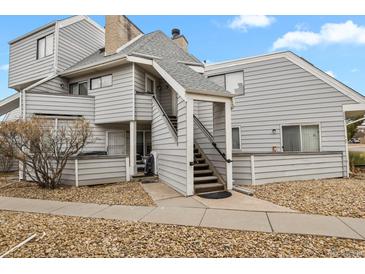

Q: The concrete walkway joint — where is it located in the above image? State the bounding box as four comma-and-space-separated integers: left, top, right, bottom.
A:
0, 195, 365, 241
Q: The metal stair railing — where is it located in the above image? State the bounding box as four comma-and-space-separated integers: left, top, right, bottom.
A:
193, 114, 232, 163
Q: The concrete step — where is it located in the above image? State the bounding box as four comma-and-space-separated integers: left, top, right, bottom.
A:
194, 169, 214, 177
194, 176, 218, 184
194, 163, 209, 170
194, 182, 224, 194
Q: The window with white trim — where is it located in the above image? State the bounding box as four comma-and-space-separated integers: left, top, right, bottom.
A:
37, 33, 54, 59
208, 71, 245, 96
232, 127, 241, 149
225, 71, 244, 96
90, 75, 113, 90
107, 131, 126, 155
145, 74, 156, 93
69, 82, 88, 95
282, 124, 320, 152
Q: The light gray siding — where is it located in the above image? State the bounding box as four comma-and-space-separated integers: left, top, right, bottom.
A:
25, 92, 102, 152
233, 152, 344, 185
57, 19, 104, 71
152, 95, 187, 194
134, 64, 145, 93
25, 92, 94, 118
204, 57, 358, 182
29, 77, 68, 94
69, 65, 134, 124
9, 25, 56, 88
59, 156, 127, 186
232, 155, 252, 185
206, 57, 356, 154
194, 101, 213, 133
135, 93, 152, 120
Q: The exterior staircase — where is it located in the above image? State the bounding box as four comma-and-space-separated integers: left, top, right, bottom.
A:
194, 144, 225, 194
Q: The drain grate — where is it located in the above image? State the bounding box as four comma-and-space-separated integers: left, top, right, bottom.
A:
198, 191, 232, 199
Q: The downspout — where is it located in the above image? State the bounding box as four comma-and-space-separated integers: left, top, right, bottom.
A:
53, 21, 60, 72
22, 89, 26, 120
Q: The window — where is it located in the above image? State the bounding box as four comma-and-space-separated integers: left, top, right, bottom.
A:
145, 74, 155, 93
107, 131, 126, 155
225, 71, 244, 96
90, 75, 113, 90
37, 33, 54, 59
69, 82, 88, 95
282, 124, 320, 152
232, 127, 241, 149
208, 71, 245, 96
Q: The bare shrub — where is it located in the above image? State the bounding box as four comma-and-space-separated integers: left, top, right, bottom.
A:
0, 117, 92, 189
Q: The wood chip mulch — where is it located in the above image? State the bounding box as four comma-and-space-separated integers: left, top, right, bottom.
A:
0, 178, 155, 207
249, 178, 365, 218
0, 210, 364, 258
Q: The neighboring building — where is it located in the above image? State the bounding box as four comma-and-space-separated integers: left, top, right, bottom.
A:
1, 15, 365, 194
203, 52, 365, 184
0, 16, 233, 195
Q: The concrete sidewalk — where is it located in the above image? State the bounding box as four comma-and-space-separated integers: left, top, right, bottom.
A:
0, 195, 364, 241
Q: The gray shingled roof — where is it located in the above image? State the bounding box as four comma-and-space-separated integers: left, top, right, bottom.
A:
65, 31, 230, 96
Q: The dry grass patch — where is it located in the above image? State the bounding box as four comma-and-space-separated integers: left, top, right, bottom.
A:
0, 179, 154, 206
250, 178, 365, 218
0, 210, 364, 258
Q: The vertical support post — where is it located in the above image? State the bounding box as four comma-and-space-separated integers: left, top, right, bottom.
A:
343, 111, 350, 178
186, 96, 194, 196
250, 154, 256, 185
225, 100, 233, 190
75, 159, 79, 187
129, 120, 137, 176
125, 157, 130, 181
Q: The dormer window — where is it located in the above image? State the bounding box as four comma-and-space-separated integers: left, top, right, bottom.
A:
37, 33, 54, 59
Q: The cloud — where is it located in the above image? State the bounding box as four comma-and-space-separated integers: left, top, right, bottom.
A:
273, 20, 365, 50
351, 68, 359, 73
229, 15, 275, 31
0, 64, 9, 71
325, 70, 336, 78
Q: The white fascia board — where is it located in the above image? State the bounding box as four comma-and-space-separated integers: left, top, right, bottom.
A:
188, 65, 205, 73
58, 15, 105, 33
152, 60, 186, 101
0, 93, 20, 116
126, 55, 153, 65
60, 56, 128, 76
188, 93, 232, 103
205, 51, 289, 72
0, 93, 20, 107
343, 104, 365, 112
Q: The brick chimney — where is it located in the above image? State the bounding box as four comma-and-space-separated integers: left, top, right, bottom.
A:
105, 15, 143, 55
171, 28, 188, 52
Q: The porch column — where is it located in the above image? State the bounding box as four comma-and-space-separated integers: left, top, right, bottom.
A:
129, 120, 137, 176
186, 96, 194, 196
225, 100, 233, 190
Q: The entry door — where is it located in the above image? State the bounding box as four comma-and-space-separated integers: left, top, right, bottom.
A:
107, 131, 126, 155
136, 131, 152, 157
